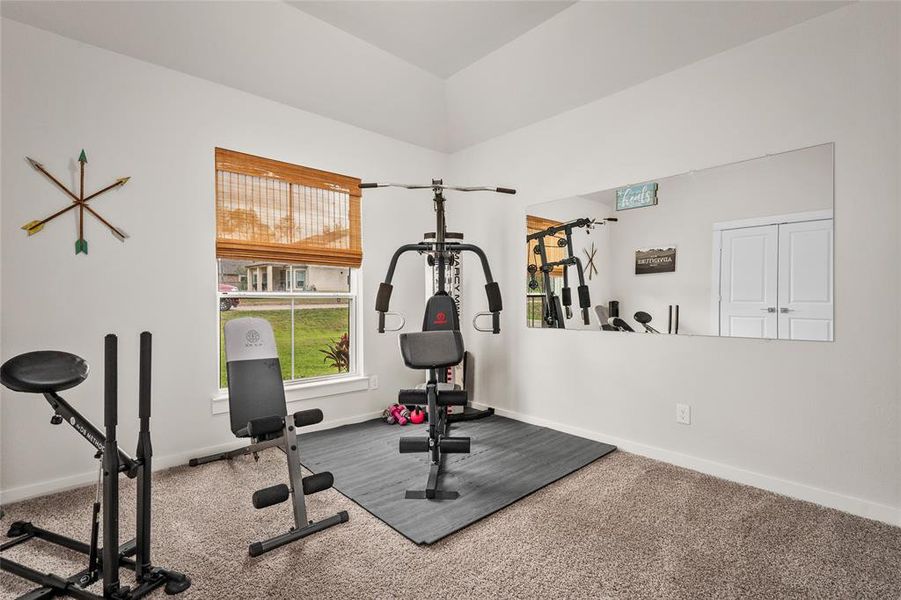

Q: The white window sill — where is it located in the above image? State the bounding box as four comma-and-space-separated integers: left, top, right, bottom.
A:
211, 374, 372, 415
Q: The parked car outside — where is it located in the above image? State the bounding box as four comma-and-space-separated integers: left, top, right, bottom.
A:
219, 284, 240, 312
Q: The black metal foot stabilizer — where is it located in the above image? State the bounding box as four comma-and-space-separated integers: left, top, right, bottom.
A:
246, 409, 349, 557
400, 435, 471, 500
187, 436, 280, 467
399, 383, 471, 500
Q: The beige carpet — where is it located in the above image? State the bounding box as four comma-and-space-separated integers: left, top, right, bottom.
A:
2, 450, 899, 599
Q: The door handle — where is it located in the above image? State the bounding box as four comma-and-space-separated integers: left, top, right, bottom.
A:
779, 307, 793, 313
760, 307, 776, 313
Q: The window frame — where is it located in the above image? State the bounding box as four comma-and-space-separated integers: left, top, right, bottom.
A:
213, 148, 365, 397
216, 265, 364, 392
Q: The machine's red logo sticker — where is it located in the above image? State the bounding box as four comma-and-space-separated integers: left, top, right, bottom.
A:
434, 311, 447, 325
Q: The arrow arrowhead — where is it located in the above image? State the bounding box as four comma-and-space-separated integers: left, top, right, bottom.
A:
21, 220, 45, 235
26, 157, 43, 170
111, 227, 129, 242
78, 150, 87, 163
117, 177, 130, 186
75, 238, 88, 254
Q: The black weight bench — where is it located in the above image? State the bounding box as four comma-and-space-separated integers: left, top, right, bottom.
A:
397, 329, 472, 500
188, 318, 347, 557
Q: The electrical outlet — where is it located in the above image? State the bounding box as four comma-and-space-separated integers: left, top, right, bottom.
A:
676, 403, 691, 425
369, 375, 379, 390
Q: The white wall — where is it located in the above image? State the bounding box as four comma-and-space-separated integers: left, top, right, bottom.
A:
450, 3, 901, 524
0, 20, 443, 500
897, 5, 901, 522
445, 2, 846, 151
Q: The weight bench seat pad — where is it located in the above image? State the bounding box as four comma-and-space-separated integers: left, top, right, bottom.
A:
398, 330, 465, 370
224, 318, 287, 437
0, 351, 88, 393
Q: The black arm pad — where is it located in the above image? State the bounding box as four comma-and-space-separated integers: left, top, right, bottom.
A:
485, 282, 503, 312
496, 187, 517, 195
561, 287, 572, 307
375, 282, 393, 312
578, 285, 591, 309
246, 415, 285, 438
293, 408, 323, 428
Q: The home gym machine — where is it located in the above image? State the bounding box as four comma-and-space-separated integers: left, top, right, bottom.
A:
527, 217, 615, 328
421, 229, 487, 422
0, 333, 191, 599
362, 179, 513, 500
188, 317, 347, 557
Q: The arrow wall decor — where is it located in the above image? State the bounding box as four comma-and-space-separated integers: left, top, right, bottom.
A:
584, 242, 599, 281
22, 150, 131, 254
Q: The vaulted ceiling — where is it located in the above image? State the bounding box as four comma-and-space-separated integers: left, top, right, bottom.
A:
288, 1, 576, 78
1, 1, 848, 152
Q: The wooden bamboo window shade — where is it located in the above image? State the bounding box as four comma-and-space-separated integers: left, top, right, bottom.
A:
215, 148, 362, 267
526, 215, 565, 275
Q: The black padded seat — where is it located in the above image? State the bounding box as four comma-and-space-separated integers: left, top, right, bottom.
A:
0, 351, 88, 393
399, 330, 464, 369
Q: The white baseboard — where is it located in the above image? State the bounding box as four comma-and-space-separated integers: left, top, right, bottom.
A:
0, 409, 384, 505
476, 403, 901, 528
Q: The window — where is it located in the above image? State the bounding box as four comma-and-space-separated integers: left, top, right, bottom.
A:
293, 268, 307, 291
526, 215, 565, 326
526, 215, 567, 275
215, 148, 362, 389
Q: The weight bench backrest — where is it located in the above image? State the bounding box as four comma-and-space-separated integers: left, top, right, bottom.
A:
224, 318, 287, 437
423, 293, 460, 331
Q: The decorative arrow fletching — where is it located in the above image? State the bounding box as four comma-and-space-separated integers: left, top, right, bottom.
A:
75, 238, 88, 254
110, 227, 129, 242
26, 157, 43, 170
78, 150, 87, 163
116, 177, 130, 186
21, 220, 45, 235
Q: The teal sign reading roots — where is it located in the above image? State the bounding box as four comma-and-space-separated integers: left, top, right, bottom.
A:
616, 182, 658, 211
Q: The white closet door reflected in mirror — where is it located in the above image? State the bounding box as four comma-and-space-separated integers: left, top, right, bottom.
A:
716, 214, 833, 341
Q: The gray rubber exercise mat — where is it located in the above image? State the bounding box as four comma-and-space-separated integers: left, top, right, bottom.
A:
297, 415, 616, 544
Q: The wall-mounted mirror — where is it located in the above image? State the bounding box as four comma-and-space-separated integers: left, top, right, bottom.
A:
525, 143, 834, 341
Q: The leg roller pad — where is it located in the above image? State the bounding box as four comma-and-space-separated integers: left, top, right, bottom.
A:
399, 437, 430, 453
293, 408, 323, 428
398, 389, 427, 405
252, 484, 289, 509
435, 390, 468, 407
301, 472, 334, 495
440, 436, 470, 453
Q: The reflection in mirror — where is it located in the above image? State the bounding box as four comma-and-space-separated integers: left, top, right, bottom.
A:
525, 143, 834, 341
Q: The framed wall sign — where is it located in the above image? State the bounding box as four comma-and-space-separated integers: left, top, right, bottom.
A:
616, 182, 658, 211
635, 246, 676, 274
